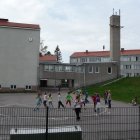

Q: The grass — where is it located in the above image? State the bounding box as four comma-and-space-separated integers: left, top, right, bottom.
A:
86, 77, 140, 103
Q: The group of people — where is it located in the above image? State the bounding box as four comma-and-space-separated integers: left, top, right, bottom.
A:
33, 92, 63, 111
33, 90, 87, 121
33, 89, 112, 120
91, 90, 112, 114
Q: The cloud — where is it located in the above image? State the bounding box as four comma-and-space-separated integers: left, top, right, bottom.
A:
0, 0, 140, 63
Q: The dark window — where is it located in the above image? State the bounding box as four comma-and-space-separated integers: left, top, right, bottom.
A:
11, 85, 16, 89
25, 85, 32, 90
108, 67, 112, 74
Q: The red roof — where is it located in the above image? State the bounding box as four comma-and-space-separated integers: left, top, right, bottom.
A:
0, 18, 40, 29
70, 50, 140, 58
39, 55, 57, 62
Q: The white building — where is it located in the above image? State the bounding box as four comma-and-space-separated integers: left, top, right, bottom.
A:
70, 49, 140, 77
0, 18, 40, 92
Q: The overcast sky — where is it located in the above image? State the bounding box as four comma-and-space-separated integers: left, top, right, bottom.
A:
0, 0, 140, 62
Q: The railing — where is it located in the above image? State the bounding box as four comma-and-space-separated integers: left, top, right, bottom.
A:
0, 106, 139, 140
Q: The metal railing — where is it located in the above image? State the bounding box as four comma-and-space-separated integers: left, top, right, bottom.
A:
0, 106, 139, 140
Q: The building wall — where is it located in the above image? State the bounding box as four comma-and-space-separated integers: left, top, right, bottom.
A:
70, 54, 140, 77
39, 62, 118, 88
0, 27, 40, 91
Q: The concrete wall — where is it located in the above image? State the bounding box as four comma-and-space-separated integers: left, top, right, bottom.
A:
110, 15, 121, 77
39, 62, 118, 88
0, 27, 40, 91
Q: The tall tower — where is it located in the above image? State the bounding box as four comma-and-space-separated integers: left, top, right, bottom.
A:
110, 10, 121, 77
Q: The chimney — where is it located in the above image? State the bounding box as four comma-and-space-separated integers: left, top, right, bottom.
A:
86, 50, 88, 53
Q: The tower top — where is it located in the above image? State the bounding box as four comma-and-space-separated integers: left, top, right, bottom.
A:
112, 9, 121, 16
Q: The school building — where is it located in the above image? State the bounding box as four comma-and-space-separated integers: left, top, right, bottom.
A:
1, 12, 137, 91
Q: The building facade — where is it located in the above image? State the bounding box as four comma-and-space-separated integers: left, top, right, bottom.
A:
0, 18, 40, 92
38, 13, 122, 89
39, 62, 118, 88
0, 12, 123, 91
70, 49, 140, 77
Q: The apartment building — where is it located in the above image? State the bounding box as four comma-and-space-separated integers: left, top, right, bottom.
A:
70, 49, 140, 77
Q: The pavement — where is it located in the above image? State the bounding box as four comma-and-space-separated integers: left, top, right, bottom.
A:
0, 89, 132, 108
0, 90, 139, 140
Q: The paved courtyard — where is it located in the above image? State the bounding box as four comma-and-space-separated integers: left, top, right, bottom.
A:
0, 89, 132, 108
0, 90, 139, 140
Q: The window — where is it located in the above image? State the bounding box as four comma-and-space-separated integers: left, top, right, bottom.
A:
11, 85, 16, 89
25, 85, 32, 90
44, 65, 54, 71
76, 66, 84, 73
108, 67, 112, 74
0, 85, 1, 89
121, 56, 131, 62
88, 66, 93, 73
81, 57, 87, 63
59, 65, 64, 71
126, 73, 131, 77
65, 66, 72, 72
95, 67, 100, 73
125, 65, 131, 69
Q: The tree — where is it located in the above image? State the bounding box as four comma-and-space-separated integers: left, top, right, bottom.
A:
54, 45, 62, 63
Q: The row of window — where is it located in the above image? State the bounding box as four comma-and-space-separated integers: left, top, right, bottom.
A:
121, 64, 140, 70
44, 65, 112, 74
44, 65, 84, 73
121, 56, 140, 62
124, 73, 140, 77
71, 56, 140, 63
0, 85, 32, 90
71, 57, 110, 63
88, 66, 112, 74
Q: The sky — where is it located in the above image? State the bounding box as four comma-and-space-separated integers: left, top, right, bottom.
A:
0, 0, 140, 62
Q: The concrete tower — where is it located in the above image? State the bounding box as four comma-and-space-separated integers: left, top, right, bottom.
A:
110, 10, 121, 76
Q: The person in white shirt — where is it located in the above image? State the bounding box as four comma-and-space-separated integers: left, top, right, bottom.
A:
74, 95, 81, 121
58, 92, 65, 109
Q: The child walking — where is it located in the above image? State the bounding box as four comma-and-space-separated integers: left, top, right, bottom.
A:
34, 92, 42, 111
58, 92, 65, 109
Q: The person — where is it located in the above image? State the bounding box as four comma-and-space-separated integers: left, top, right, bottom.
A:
91, 93, 97, 112
84, 90, 89, 103
96, 94, 101, 114
43, 92, 47, 107
58, 92, 65, 108
48, 93, 54, 108
33, 92, 42, 111
66, 92, 73, 107
80, 92, 85, 108
107, 90, 111, 108
104, 90, 108, 106
132, 97, 137, 106
74, 95, 81, 121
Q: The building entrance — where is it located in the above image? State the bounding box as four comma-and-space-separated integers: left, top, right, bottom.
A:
40, 79, 47, 87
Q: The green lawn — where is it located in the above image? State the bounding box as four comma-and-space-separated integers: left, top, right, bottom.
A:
86, 77, 140, 103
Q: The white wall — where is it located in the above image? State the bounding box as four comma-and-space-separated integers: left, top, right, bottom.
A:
0, 27, 40, 88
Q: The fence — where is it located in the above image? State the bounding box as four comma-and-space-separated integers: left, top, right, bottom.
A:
0, 106, 140, 140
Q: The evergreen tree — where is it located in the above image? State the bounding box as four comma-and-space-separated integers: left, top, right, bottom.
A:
54, 45, 62, 63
